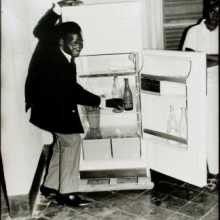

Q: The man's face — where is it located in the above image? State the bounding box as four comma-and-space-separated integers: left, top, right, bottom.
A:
207, 4, 220, 30
62, 33, 83, 57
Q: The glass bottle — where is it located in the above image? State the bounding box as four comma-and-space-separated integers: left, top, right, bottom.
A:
166, 105, 178, 136
123, 78, 133, 111
111, 76, 123, 113
111, 75, 121, 98
179, 107, 188, 139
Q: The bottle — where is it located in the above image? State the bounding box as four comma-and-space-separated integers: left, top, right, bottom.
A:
166, 105, 178, 137
123, 78, 133, 111
111, 76, 123, 113
178, 107, 188, 139
111, 76, 121, 98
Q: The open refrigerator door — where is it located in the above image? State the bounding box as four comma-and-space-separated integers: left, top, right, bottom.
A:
141, 50, 207, 187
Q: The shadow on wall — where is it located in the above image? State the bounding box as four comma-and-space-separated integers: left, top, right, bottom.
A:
0, 150, 10, 213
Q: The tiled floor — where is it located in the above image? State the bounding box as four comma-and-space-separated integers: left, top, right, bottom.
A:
1, 172, 219, 220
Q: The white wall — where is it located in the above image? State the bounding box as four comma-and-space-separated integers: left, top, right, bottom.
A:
81, 0, 164, 49
1, 0, 53, 196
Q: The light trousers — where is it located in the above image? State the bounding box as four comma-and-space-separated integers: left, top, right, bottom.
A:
44, 133, 81, 194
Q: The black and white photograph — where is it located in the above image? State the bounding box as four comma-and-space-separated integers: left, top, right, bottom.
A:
1, 0, 219, 219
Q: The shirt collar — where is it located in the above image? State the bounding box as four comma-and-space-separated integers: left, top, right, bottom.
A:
60, 48, 72, 63
201, 19, 219, 32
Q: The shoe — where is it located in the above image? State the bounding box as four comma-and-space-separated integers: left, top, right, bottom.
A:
206, 174, 219, 191
73, 194, 92, 207
206, 178, 218, 191
40, 185, 58, 197
56, 193, 92, 207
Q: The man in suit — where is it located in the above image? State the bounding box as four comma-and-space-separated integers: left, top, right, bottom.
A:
25, 2, 122, 207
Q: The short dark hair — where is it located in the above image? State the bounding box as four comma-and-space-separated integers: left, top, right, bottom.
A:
209, 0, 219, 9
204, 0, 219, 19
56, 22, 82, 39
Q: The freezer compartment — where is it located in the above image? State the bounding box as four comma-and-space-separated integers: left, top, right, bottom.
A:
142, 53, 191, 79
76, 53, 137, 77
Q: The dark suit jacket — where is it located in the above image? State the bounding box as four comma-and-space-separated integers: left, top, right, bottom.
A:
25, 9, 100, 134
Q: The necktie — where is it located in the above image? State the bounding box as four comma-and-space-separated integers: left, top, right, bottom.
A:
71, 57, 76, 70
71, 56, 74, 65
71, 57, 77, 80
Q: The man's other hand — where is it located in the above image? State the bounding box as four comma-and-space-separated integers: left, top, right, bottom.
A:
106, 98, 124, 110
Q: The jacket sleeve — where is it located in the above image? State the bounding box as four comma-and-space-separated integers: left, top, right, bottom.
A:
34, 59, 101, 108
25, 9, 61, 112
73, 83, 101, 107
47, 78, 101, 108
38, 80, 101, 108
33, 9, 61, 40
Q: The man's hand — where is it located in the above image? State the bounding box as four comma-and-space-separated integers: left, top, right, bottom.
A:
51, 2, 62, 14
106, 98, 124, 111
57, 0, 84, 7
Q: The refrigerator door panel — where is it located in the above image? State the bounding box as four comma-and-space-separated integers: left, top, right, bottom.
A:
142, 50, 207, 187
206, 66, 219, 174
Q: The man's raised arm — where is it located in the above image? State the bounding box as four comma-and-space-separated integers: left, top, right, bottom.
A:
33, 3, 62, 39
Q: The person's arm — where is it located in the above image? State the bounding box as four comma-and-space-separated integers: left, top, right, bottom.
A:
207, 54, 219, 67
69, 83, 124, 110
36, 64, 123, 109
33, 3, 61, 39
182, 27, 196, 51
184, 48, 195, 52
72, 83, 101, 107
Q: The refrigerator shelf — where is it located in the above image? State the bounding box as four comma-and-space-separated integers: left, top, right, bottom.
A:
144, 128, 187, 145
79, 71, 136, 78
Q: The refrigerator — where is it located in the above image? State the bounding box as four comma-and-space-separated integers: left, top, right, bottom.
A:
71, 49, 211, 192
61, 2, 217, 192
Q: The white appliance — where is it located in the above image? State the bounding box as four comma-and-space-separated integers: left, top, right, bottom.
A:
72, 49, 210, 192
61, 1, 217, 191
